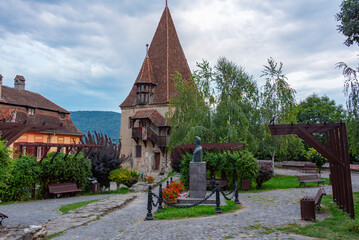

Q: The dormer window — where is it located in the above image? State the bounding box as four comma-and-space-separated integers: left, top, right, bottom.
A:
28, 108, 35, 115
59, 113, 65, 119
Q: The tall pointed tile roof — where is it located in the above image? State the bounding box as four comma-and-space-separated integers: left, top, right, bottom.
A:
121, 5, 191, 108
135, 53, 156, 85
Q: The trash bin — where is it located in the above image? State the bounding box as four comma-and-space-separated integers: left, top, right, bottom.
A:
92, 183, 101, 194
300, 197, 315, 220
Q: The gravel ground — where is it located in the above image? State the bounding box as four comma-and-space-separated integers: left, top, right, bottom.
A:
0, 194, 117, 226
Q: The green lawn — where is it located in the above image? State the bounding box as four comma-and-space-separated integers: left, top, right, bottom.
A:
59, 199, 102, 214
238, 174, 330, 193
154, 200, 240, 220
278, 192, 359, 240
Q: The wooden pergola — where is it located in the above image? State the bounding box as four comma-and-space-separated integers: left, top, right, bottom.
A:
14, 142, 103, 162
0, 121, 62, 146
269, 122, 355, 219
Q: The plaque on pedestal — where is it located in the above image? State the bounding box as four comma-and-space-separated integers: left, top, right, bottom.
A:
189, 162, 206, 198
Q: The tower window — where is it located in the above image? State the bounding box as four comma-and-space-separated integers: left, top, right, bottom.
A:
28, 108, 35, 115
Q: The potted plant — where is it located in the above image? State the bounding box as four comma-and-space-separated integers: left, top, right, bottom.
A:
146, 176, 154, 184
168, 181, 186, 193
162, 187, 180, 204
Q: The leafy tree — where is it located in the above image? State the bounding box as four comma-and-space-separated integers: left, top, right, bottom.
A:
260, 57, 298, 169
336, 0, 359, 47
306, 148, 327, 176
167, 72, 212, 149
82, 132, 129, 188
0, 140, 13, 200
4, 155, 40, 201
336, 0, 359, 156
297, 94, 346, 124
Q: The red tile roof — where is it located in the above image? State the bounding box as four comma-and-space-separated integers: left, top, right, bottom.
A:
1, 86, 69, 113
135, 55, 156, 85
121, 6, 192, 108
131, 109, 169, 127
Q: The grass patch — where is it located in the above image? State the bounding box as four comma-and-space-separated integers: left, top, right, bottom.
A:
59, 199, 101, 214
237, 175, 330, 193
154, 200, 240, 220
278, 192, 359, 240
44, 230, 67, 239
0, 201, 15, 206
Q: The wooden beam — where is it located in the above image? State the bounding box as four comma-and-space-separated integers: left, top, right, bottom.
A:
84, 146, 94, 158
40, 146, 51, 162
64, 147, 72, 160
50, 147, 62, 163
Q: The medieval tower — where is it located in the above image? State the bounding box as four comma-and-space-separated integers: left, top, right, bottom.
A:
120, 3, 191, 176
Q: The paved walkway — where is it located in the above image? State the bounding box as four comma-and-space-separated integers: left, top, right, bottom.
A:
2, 169, 359, 239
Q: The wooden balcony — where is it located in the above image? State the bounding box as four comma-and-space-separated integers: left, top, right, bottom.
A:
132, 127, 168, 148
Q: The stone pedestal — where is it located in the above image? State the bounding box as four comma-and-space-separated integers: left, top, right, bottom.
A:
189, 162, 206, 198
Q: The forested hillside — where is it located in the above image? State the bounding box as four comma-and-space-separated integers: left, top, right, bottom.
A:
70, 111, 121, 141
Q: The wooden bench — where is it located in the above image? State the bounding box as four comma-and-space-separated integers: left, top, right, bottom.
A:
0, 213, 8, 225
304, 187, 327, 212
301, 163, 317, 173
48, 183, 82, 196
296, 174, 325, 187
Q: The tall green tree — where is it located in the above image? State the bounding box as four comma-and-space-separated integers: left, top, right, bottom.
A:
336, 0, 359, 156
260, 57, 298, 168
297, 94, 346, 124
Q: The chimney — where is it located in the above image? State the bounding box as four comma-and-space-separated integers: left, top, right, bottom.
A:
0, 74, 2, 99
14, 75, 25, 90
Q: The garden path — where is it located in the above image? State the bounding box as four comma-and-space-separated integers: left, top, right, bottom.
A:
51, 172, 337, 240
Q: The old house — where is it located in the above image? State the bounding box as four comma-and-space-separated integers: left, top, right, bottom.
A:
0, 74, 83, 158
120, 3, 192, 175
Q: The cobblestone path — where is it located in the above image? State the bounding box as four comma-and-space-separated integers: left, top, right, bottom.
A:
53, 186, 330, 240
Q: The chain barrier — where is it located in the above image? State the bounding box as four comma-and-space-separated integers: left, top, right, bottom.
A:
145, 181, 240, 220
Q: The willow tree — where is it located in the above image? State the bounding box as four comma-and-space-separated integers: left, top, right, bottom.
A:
260, 57, 298, 169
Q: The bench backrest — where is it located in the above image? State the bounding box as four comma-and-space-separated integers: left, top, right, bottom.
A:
49, 183, 78, 193
297, 174, 320, 181
314, 187, 326, 203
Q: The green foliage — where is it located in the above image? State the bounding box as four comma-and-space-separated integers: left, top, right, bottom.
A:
306, 148, 327, 174
180, 151, 259, 189
297, 94, 346, 124
2, 155, 40, 201
59, 199, 100, 214
0, 140, 13, 199
71, 111, 121, 141
109, 168, 139, 188
40, 152, 92, 191
336, 0, 359, 47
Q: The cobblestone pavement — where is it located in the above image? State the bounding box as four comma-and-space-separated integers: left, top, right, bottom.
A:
0, 194, 114, 226
53, 172, 335, 240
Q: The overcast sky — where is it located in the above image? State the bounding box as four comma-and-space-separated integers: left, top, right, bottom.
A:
0, 0, 356, 113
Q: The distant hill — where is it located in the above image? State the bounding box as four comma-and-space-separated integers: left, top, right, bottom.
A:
70, 111, 121, 141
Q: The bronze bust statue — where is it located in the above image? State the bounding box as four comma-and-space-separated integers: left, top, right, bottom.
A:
192, 136, 202, 162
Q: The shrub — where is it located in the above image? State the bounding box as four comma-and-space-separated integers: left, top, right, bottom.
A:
39, 152, 92, 198
169, 181, 186, 193
109, 168, 139, 188
180, 151, 259, 189
162, 187, 180, 200
146, 176, 154, 183
306, 147, 327, 175
2, 155, 41, 201
256, 165, 273, 189
0, 140, 13, 200
82, 132, 130, 188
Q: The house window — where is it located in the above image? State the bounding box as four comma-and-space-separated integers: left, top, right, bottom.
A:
136, 145, 142, 158
145, 94, 149, 103
22, 146, 26, 155
58, 137, 64, 144
59, 113, 65, 119
36, 147, 42, 158
129, 118, 133, 128
28, 108, 35, 115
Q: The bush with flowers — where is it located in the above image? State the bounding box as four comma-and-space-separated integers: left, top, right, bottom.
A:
169, 181, 186, 193
162, 187, 180, 200
146, 176, 154, 183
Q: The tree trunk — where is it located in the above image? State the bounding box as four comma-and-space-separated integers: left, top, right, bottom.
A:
271, 151, 276, 177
